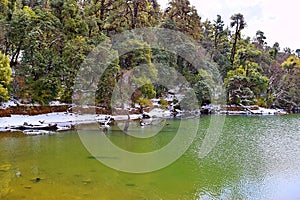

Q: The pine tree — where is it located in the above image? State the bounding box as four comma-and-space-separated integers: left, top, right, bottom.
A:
163, 0, 202, 41
230, 13, 246, 67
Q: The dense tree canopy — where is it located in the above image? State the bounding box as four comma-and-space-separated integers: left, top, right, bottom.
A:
0, 0, 298, 111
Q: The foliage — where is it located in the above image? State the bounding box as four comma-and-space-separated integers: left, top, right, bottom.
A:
159, 98, 168, 110
0, 0, 298, 111
230, 13, 246, 66
136, 97, 153, 107
274, 56, 300, 110
164, 0, 202, 41
0, 52, 12, 102
225, 43, 269, 105
116, 36, 157, 103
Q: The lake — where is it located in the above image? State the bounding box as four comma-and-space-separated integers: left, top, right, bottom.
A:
0, 115, 300, 199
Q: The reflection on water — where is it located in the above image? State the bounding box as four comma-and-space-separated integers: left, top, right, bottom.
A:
0, 115, 299, 199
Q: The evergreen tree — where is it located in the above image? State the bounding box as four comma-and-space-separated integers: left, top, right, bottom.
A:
225, 42, 269, 105
104, 0, 161, 35
164, 0, 202, 41
230, 13, 246, 66
276, 55, 300, 110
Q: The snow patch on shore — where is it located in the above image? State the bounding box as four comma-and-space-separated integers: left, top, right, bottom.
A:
0, 112, 96, 131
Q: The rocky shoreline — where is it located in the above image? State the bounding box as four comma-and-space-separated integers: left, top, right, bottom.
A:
0, 102, 293, 135
0, 104, 151, 117
0, 105, 70, 117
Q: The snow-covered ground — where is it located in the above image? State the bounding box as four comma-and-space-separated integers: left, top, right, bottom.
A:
249, 107, 288, 115
219, 106, 288, 115
0, 102, 288, 134
0, 108, 175, 133
0, 112, 96, 131
0, 100, 69, 109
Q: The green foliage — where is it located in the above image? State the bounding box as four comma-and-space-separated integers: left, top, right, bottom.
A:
96, 55, 120, 109
180, 89, 199, 110
282, 55, 300, 70
61, 0, 88, 39
275, 56, 300, 109
230, 13, 246, 66
136, 97, 153, 107
0, 0, 9, 19
159, 98, 168, 109
255, 30, 266, 47
201, 15, 231, 80
0, 52, 12, 102
18, 7, 64, 104
103, 0, 161, 34
117, 36, 157, 102
164, 0, 203, 41
225, 63, 269, 105
0, 0, 297, 111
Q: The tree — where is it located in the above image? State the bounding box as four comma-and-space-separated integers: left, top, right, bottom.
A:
96, 57, 120, 109
274, 55, 300, 111
21, 0, 50, 9
296, 49, 300, 58
255, 30, 266, 48
211, 15, 231, 79
283, 47, 291, 55
225, 43, 269, 105
164, 0, 202, 41
213, 15, 225, 50
82, 0, 115, 33
0, 52, 12, 102
61, 0, 88, 39
59, 36, 95, 103
19, 8, 64, 104
113, 34, 157, 109
104, 0, 161, 34
5, 6, 35, 68
269, 42, 280, 60
230, 13, 246, 66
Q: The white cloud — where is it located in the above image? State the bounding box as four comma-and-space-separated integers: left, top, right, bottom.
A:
158, 0, 300, 51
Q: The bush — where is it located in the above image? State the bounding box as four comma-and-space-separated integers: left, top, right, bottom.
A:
160, 98, 168, 110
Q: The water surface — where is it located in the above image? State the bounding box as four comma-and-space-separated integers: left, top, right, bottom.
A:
0, 115, 299, 199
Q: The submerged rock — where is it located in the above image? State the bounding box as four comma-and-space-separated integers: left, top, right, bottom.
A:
31, 177, 42, 183
82, 179, 92, 185
126, 183, 136, 187
0, 164, 11, 172
15, 171, 21, 177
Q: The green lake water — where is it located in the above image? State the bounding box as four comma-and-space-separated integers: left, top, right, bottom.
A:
0, 115, 300, 199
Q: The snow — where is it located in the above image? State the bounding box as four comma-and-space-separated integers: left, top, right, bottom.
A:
147, 108, 172, 118
111, 114, 142, 121
0, 107, 173, 131
49, 101, 68, 106
250, 107, 287, 115
219, 106, 288, 115
0, 100, 18, 109
0, 112, 98, 131
0, 104, 288, 134
0, 111, 147, 133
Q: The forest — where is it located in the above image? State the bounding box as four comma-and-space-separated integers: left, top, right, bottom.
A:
0, 0, 299, 112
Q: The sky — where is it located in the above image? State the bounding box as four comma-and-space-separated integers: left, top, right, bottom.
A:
158, 0, 300, 51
